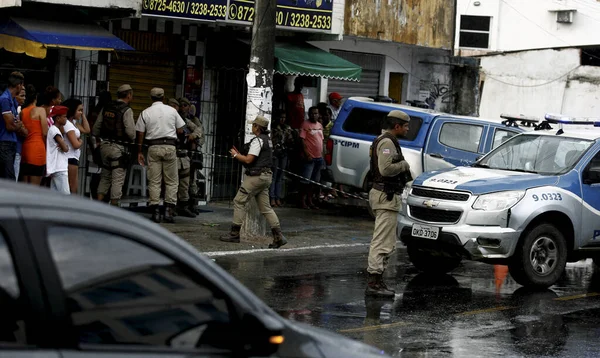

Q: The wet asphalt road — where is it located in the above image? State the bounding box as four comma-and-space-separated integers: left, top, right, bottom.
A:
212, 246, 600, 357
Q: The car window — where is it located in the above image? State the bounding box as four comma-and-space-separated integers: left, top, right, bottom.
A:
342, 107, 423, 141
47, 227, 231, 351
0, 230, 27, 346
439, 122, 483, 153
492, 129, 518, 149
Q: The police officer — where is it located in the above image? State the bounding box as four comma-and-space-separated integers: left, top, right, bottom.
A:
136, 88, 185, 223
168, 98, 204, 217
366, 110, 412, 297
220, 115, 287, 249
178, 97, 205, 207
92, 84, 135, 205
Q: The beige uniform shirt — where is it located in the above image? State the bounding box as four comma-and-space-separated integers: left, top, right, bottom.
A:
136, 102, 185, 140
369, 130, 410, 212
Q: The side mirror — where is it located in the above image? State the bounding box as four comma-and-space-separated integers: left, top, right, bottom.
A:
584, 166, 600, 185
239, 312, 286, 356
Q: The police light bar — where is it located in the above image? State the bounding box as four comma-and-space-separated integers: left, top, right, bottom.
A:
544, 113, 600, 125
500, 113, 539, 123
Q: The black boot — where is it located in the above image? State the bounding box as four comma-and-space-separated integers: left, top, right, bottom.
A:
365, 273, 395, 297
151, 205, 161, 223
269, 227, 288, 249
187, 198, 200, 216
163, 204, 175, 224
177, 201, 196, 218
220, 225, 241, 243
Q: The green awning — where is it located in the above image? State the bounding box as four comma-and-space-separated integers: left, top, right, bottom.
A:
275, 42, 362, 82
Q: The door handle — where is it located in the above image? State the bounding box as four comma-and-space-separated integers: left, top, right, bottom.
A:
429, 153, 444, 159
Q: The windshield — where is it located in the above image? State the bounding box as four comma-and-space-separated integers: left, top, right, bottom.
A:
477, 134, 594, 175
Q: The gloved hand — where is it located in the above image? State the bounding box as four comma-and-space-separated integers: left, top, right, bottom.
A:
399, 160, 410, 172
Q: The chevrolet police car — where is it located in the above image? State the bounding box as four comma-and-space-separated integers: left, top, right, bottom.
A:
398, 114, 600, 288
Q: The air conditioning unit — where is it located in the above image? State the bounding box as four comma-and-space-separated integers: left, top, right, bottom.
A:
556, 10, 574, 23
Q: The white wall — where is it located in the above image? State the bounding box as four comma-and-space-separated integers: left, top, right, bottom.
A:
0, 0, 20, 7
309, 37, 450, 105
330, 0, 345, 36
479, 48, 600, 120
456, 0, 600, 53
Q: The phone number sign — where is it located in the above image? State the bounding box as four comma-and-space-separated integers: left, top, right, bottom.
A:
142, 0, 333, 31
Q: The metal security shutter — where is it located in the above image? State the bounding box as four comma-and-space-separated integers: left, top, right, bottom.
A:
328, 69, 380, 98
108, 63, 177, 119
327, 50, 384, 98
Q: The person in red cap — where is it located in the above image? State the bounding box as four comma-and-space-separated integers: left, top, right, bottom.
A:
328, 92, 343, 121
46, 105, 70, 194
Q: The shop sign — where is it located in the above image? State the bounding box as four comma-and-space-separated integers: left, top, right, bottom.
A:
142, 0, 333, 32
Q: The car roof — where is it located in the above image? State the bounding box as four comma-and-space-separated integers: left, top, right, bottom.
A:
345, 97, 517, 126
521, 126, 600, 141
0, 179, 176, 238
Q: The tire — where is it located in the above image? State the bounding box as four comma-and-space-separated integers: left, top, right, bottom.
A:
508, 223, 567, 289
407, 244, 461, 274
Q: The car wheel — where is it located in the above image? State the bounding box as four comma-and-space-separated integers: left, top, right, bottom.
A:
407, 244, 461, 274
508, 223, 567, 289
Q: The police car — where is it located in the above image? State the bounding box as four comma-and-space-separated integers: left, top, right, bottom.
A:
398, 114, 600, 288
326, 98, 528, 198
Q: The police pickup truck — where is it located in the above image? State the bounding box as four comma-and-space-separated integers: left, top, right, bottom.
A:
326, 98, 526, 199
398, 114, 600, 288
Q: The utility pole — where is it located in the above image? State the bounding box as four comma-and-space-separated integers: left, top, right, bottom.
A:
240, 0, 277, 241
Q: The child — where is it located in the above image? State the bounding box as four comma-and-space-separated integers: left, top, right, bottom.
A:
46, 106, 70, 194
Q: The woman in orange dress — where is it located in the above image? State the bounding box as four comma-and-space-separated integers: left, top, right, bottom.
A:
20, 85, 49, 185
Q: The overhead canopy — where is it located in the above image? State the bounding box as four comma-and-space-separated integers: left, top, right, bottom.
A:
275, 42, 362, 82
0, 17, 134, 59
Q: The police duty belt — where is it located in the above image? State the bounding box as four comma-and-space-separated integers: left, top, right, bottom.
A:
97, 137, 368, 202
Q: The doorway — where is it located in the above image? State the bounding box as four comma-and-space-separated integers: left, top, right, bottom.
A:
388, 72, 404, 103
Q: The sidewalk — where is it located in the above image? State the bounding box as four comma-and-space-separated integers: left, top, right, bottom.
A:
150, 203, 375, 254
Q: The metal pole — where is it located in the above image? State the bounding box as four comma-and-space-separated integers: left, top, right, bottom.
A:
241, 0, 276, 240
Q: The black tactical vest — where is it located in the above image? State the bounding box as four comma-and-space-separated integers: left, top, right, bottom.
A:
370, 132, 410, 194
244, 133, 273, 175
100, 100, 131, 143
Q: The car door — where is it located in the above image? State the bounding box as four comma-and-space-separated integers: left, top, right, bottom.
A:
22, 210, 265, 358
423, 118, 488, 172
0, 207, 60, 357
580, 148, 600, 248
485, 126, 521, 152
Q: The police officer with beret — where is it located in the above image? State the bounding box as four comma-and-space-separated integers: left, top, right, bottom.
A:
220, 115, 287, 249
136, 88, 185, 223
92, 84, 135, 205
366, 110, 412, 297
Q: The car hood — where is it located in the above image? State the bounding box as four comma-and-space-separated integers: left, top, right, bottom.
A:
413, 167, 559, 195
278, 320, 390, 358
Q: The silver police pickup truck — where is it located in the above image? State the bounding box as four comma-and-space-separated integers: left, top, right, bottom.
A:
398, 114, 600, 288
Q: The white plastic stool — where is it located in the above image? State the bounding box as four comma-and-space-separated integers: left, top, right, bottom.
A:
127, 164, 147, 197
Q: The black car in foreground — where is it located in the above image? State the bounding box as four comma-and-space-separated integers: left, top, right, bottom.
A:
0, 180, 389, 357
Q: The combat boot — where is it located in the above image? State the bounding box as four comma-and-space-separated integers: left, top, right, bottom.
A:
269, 227, 288, 249
365, 273, 395, 298
177, 201, 196, 218
151, 206, 161, 223
189, 198, 202, 214
163, 204, 175, 224
220, 225, 241, 243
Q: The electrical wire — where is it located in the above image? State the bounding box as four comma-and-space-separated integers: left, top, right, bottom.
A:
481, 65, 581, 87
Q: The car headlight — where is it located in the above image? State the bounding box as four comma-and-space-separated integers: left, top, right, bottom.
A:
401, 181, 413, 202
472, 191, 525, 211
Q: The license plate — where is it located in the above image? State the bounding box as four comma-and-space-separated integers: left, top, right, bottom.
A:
411, 224, 440, 240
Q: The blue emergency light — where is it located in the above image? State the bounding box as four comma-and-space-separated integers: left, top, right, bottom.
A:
544, 113, 600, 125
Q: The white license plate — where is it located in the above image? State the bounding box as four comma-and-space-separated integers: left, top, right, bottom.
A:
411, 224, 440, 240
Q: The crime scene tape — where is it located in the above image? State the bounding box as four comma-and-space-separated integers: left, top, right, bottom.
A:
93, 137, 369, 202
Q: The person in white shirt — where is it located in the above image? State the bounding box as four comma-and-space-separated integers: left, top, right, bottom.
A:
46, 106, 70, 194
136, 87, 185, 223
63, 98, 91, 195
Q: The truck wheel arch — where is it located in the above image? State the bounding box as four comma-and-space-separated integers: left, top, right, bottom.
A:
519, 211, 575, 255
